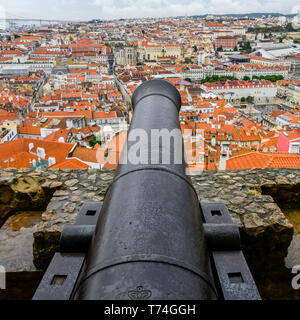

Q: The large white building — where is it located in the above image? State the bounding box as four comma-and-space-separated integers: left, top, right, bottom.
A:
182, 63, 288, 81
0, 62, 55, 75
201, 80, 277, 102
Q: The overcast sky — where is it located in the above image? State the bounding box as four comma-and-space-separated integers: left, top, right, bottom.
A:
0, 0, 300, 20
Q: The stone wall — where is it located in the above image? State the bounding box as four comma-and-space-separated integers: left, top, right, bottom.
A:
192, 169, 300, 299
0, 168, 299, 299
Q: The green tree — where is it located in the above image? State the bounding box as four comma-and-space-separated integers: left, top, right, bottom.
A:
89, 136, 101, 148
243, 76, 250, 81
286, 23, 294, 32
246, 96, 254, 103
245, 42, 251, 50
240, 41, 252, 53
209, 75, 219, 82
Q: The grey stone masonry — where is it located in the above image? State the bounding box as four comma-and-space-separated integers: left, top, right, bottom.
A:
0, 168, 298, 275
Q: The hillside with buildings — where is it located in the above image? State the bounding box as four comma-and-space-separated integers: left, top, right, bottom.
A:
0, 15, 300, 173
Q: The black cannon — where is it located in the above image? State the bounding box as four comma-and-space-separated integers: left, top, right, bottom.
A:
33, 80, 260, 300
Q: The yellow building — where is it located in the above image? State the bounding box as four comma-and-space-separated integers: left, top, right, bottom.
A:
144, 44, 162, 61
163, 44, 182, 58
293, 85, 300, 105
143, 43, 182, 61
0, 121, 18, 143
287, 32, 300, 41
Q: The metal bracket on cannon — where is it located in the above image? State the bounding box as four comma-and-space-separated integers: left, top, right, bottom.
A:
201, 201, 261, 300
33, 200, 261, 300
33, 202, 103, 300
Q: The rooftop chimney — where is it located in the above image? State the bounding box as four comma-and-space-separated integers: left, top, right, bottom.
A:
219, 150, 229, 171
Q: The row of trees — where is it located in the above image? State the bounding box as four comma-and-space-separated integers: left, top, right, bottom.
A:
248, 23, 295, 34
252, 75, 284, 82
216, 43, 252, 53
200, 75, 238, 83
185, 75, 283, 84
184, 57, 193, 64
242, 75, 284, 82
240, 96, 254, 103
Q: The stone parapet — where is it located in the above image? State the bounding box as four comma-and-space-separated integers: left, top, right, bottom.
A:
0, 168, 299, 299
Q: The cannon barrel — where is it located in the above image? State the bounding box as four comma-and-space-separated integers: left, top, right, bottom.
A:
71, 79, 218, 300
33, 80, 261, 300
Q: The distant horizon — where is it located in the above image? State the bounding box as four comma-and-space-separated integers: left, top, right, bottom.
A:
0, 12, 299, 22
0, 0, 299, 21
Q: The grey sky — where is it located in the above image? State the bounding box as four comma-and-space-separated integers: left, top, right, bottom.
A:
0, 0, 299, 20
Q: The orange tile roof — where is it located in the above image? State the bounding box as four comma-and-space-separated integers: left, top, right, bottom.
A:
0, 151, 39, 168
0, 110, 18, 123
20, 36, 41, 41
93, 111, 117, 119
77, 126, 101, 136
0, 138, 74, 168
44, 129, 70, 142
283, 132, 300, 141
238, 127, 261, 142
49, 158, 89, 169
260, 137, 278, 152
18, 126, 41, 135
226, 152, 300, 170
72, 146, 99, 163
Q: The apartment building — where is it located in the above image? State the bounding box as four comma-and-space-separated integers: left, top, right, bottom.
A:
287, 84, 300, 104
215, 36, 238, 50
201, 80, 277, 102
